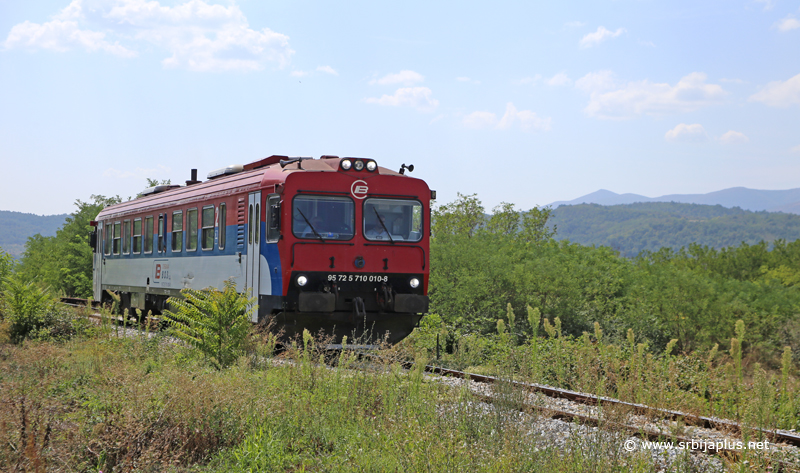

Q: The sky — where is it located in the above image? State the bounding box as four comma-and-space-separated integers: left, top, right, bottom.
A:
1, 0, 799, 216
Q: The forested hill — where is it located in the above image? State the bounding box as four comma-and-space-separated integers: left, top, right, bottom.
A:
549, 202, 800, 257
0, 210, 68, 259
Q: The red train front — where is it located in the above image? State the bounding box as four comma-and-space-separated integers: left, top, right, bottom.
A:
92, 155, 432, 344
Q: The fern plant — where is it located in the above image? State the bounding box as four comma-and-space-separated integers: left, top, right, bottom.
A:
164, 281, 255, 370
1, 275, 57, 344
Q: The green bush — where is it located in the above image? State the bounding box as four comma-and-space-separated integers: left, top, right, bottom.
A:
164, 280, 255, 370
0, 275, 77, 344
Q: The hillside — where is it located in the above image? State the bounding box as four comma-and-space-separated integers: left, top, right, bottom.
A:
550, 202, 800, 257
0, 210, 68, 259
550, 187, 800, 213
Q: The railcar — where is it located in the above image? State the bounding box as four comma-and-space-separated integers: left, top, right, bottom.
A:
90, 155, 433, 343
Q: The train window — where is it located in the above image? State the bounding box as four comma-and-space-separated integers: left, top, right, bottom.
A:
172, 211, 183, 252
144, 216, 154, 254
158, 215, 165, 253
187, 208, 198, 251
104, 223, 112, 255
363, 198, 423, 242
267, 196, 280, 242
248, 204, 253, 245
254, 203, 260, 244
113, 222, 121, 255
202, 206, 214, 250
292, 195, 354, 240
123, 220, 131, 254
132, 219, 142, 254
218, 203, 226, 250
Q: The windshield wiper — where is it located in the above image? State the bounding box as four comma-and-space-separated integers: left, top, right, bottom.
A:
297, 209, 324, 242
372, 208, 394, 244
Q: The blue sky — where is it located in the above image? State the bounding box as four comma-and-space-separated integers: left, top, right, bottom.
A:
1, 0, 799, 215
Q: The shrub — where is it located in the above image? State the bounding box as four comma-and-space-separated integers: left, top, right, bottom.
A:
0, 275, 74, 344
163, 280, 255, 370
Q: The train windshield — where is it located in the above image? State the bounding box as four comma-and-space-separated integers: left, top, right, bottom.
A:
363, 198, 423, 242
292, 195, 355, 240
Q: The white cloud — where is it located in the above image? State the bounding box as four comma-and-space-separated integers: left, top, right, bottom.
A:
665, 123, 708, 143
792, 145, 800, 154
463, 111, 498, 129
546, 72, 572, 86
463, 103, 551, 132
565, 21, 586, 28
103, 164, 172, 179
749, 73, 800, 107
575, 70, 617, 92
719, 130, 749, 144
4, 19, 136, 57
583, 72, 727, 119
290, 70, 308, 77
3, 0, 293, 72
580, 26, 625, 48
317, 65, 338, 75
775, 16, 800, 32
456, 76, 480, 84
365, 87, 439, 112
516, 74, 542, 85
370, 70, 424, 86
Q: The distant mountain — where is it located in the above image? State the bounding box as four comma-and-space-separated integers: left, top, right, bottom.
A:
0, 210, 68, 259
550, 187, 800, 214
550, 202, 800, 257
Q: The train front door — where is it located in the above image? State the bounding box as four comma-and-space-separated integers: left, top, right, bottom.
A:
246, 191, 261, 322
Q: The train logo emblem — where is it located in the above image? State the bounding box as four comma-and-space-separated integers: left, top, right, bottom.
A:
153, 262, 170, 283
351, 180, 368, 199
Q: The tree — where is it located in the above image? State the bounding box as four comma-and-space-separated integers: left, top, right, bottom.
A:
16, 195, 120, 297
0, 248, 15, 281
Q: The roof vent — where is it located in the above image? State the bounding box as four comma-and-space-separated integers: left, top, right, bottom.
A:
207, 164, 244, 180
139, 185, 181, 197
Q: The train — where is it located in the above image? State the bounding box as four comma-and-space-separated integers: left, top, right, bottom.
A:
89, 155, 433, 343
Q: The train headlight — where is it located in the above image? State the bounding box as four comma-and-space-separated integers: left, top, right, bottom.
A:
409, 277, 420, 289
296, 275, 308, 287
366, 160, 377, 172
341, 159, 352, 171
353, 159, 365, 171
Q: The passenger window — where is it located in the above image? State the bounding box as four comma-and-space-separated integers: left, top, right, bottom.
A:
104, 223, 112, 255
113, 222, 121, 255
144, 216, 154, 254
158, 215, 165, 253
254, 203, 260, 244
201, 206, 214, 250
172, 211, 183, 252
187, 208, 198, 251
133, 219, 142, 254
218, 203, 226, 250
248, 204, 253, 245
122, 220, 131, 254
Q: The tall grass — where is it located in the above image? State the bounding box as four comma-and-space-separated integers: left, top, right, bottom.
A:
404, 315, 800, 434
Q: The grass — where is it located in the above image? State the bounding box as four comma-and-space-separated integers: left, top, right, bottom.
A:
0, 327, 744, 472
0, 297, 796, 472
403, 315, 800, 437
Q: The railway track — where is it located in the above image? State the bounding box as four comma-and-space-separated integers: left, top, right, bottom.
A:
59, 297, 799, 468
355, 352, 800, 470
